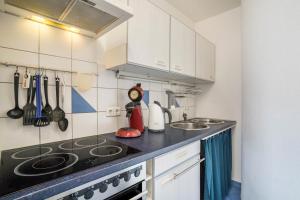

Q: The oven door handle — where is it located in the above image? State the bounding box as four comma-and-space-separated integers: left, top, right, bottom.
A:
129, 190, 148, 200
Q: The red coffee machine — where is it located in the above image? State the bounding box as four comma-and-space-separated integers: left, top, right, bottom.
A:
126, 83, 145, 133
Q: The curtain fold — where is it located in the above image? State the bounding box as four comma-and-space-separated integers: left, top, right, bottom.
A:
204, 129, 232, 200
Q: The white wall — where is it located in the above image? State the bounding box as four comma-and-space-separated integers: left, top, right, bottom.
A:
195, 7, 242, 182
149, 0, 195, 29
242, 0, 300, 199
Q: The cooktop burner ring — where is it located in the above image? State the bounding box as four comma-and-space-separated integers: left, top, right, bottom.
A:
14, 153, 79, 177
11, 147, 53, 160
32, 156, 66, 170
58, 138, 106, 150
89, 145, 123, 157
74, 138, 106, 147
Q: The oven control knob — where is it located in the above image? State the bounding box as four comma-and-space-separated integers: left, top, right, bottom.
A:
112, 177, 120, 187
134, 169, 141, 177
83, 189, 94, 199
124, 172, 131, 182
99, 182, 108, 193
64, 194, 77, 200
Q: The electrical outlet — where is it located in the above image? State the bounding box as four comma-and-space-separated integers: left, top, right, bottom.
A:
106, 108, 114, 117
106, 107, 121, 117
115, 107, 121, 116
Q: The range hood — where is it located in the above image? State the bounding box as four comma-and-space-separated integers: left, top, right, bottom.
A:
1, 0, 133, 38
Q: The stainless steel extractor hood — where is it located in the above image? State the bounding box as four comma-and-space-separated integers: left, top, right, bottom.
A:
1, 0, 133, 38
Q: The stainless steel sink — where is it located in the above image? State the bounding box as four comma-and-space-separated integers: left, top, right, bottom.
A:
170, 122, 210, 131
189, 118, 225, 125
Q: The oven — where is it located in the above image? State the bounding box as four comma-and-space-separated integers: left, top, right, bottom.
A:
106, 181, 147, 200
48, 162, 147, 200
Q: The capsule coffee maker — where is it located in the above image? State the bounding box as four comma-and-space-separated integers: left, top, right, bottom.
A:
126, 83, 144, 133
116, 83, 144, 138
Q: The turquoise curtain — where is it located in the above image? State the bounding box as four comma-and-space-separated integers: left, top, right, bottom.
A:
204, 129, 232, 200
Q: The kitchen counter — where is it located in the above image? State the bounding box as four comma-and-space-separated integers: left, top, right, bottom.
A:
1, 120, 236, 200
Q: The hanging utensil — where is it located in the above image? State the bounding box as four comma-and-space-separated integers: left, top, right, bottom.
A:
58, 74, 68, 132
42, 75, 53, 122
53, 77, 65, 122
34, 74, 50, 127
25, 76, 37, 125
58, 117, 68, 132
23, 76, 33, 125
7, 71, 23, 119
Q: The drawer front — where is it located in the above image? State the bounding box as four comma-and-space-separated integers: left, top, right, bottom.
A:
153, 141, 200, 176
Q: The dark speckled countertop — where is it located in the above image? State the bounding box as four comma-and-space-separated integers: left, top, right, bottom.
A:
1, 120, 236, 200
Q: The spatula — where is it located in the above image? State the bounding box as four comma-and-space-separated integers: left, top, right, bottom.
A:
23, 76, 33, 125
53, 77, 65, 122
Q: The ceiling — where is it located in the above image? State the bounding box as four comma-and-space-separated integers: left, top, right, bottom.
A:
165, 0, 241, 22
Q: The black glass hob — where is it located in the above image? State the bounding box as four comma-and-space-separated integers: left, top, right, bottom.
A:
0, 135, 140, 197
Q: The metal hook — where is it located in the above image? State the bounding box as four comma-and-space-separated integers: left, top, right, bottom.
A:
15, 66, 19, 73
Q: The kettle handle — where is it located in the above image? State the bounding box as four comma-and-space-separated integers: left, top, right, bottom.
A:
163, 107, 172, 124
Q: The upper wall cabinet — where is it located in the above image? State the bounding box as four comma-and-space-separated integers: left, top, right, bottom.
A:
103, 0, 170, 72
196, 34, 216, 81
127, 0, 170, 71
170, 17, 196, 77
102, 0, 215, 84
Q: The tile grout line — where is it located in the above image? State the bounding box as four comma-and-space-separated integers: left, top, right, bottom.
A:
38, 23, 41, 145
71, 33, 74, 140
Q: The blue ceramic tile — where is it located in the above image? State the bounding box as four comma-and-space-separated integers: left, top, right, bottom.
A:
72, 87, 96, 113
175, 99, 180, 107
143, 90, 149, 107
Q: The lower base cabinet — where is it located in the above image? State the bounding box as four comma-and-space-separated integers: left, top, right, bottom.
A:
153, 155, 200, 200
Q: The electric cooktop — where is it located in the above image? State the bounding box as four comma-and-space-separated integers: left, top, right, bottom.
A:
0, 135, 140, 197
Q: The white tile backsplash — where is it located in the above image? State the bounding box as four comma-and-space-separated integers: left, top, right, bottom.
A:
98, 65, 117, 88
0, 118, 39, 151
40, 24, 72, 58
98, 88, 118, 111
40, 114, 73, 143
72, 60, 97, 74
72, 33, 97, 62
40, 54, 72, 71
0, 13, 39, 52
0, 47, 38, 68
0, 12, 196, 151
72, 113, 98, 138
98, 112, 118, 134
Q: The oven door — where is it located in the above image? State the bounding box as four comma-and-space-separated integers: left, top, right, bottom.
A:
105, 181, 147, 200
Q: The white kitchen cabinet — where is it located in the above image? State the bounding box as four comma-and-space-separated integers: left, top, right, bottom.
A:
127, 0, 170, 71
154, 155, 201, 200
170, 17, 196, 77
103, 0, 170, 71
196, 33, 216, 81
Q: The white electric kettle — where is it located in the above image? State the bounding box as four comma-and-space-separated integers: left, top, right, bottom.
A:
148, 101, 172, 132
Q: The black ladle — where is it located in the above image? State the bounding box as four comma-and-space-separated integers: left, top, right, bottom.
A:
58, 117, 68, 132
42, 76, 53, 122
7, 72, 23, 119
53, 77, 65, 122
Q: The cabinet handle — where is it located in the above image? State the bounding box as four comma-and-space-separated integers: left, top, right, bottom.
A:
160, 175, 176, 186
174, 65, 183, 71
156, 60, 166, 67
129, 191, 148, 200
174, 159, 200, 179
175, 150, 187, 159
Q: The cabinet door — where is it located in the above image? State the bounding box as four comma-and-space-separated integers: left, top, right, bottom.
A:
196, 34, 215, 81
154, 156, 200, 200
127, 0, 170, 71
170, 17, 195, 77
